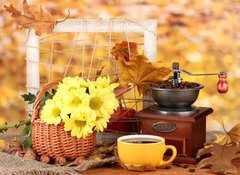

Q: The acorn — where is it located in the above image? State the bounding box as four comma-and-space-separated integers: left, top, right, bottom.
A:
15, 150, 25, 158
75, 156, 85, 165
24, 148, 37, 160
3, 140, 23, 154
40, 154, 51, 164
55, 156, 66, 165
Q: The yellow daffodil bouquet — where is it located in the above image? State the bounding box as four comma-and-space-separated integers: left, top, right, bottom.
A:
39, 76, 119, 139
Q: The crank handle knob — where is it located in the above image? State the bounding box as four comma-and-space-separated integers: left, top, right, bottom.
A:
217, 73, 228, 93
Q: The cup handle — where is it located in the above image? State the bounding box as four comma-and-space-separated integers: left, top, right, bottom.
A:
161, 145, 177, 166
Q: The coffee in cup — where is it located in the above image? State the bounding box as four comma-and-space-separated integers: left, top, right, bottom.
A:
117, 134, 177, 167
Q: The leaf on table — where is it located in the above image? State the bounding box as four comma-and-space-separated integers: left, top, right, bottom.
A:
197, 143, 240, 174
119, 55, 170, 95
112, 41, 138, 61
4, 0, 56, 36
74, 156, 118, 171
212, 132, 226, 143
212, 123, 240, 145
217, 123, 240, 145
118, 162, 156, 172
92, 144, 116, 156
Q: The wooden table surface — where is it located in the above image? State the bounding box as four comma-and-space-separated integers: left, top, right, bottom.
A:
1, 135, 240, 175
84, 159, 240, 175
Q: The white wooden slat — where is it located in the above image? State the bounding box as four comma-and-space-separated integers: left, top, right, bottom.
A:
26, 29, 40, 95
54, 19, 157, 33
143, 21, 157, 61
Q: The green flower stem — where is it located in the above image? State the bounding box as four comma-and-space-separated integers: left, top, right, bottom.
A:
0, 118, 31, 133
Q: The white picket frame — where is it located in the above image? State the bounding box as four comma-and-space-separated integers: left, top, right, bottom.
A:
26, 19, 158, 96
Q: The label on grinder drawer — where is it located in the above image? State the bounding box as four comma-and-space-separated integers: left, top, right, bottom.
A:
152, 122, 176, 133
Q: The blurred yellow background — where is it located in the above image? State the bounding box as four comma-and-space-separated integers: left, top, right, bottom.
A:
0, 0, 239, 132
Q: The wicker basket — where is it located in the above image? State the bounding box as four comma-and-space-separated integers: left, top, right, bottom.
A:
31, 79, 96, 159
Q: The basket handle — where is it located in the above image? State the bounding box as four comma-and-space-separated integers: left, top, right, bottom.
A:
31, 78, 62, 123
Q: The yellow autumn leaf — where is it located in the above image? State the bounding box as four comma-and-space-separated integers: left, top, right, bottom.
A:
218, 123, 240, 145
119, 55, 170, 95
123, 163, 156, 171
213, 133, 227, 144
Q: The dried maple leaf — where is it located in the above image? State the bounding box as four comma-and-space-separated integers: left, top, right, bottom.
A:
112, 41, 138, 61
218, 123, 240, 145
197, 143, 240, 174
118, 161, 156, 172
74, 156, 118, 171
4, 0, 56, 36
114, 84, 134, 98
93, 65, 105, 80
119, 55, 170, 95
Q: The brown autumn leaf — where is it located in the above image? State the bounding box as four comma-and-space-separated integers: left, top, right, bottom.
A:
93, 65, 105, 80
114, 84, 134, 98
4, 0, 55, 36
112, 41, 138, 61
119, 55, 170, 95
215, 123, 240, 145
118, 161, 156, 172
197, 143, 240, 174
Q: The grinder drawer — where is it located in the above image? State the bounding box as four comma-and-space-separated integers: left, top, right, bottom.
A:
164, 137, 187, 155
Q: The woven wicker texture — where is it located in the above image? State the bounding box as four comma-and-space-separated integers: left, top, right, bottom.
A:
31, 79, 96, 159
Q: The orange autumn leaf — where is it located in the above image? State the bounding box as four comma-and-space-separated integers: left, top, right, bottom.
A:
119, 55, 170, 95
112, 41, 138, 61
4, 0, 55, 36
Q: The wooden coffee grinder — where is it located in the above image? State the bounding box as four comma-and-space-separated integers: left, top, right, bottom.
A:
136, 62, 228, 163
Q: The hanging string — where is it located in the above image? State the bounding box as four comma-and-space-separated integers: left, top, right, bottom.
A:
125, 19, 138, 111
48, 31, 55, 81
82, 19, 87, 77
124, 19, 132, 60
88, 18, 101, 79
107, 18, 113, 77
64, 32, 80, 77
25, 57, 120, 72
95, 19, 105, 79
25, 29, 30, 44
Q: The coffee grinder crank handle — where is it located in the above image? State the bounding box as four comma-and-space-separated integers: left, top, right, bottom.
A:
171, 62, 228, 93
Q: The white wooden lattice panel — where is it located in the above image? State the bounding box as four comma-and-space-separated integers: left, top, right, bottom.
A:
26, 19, 157, 96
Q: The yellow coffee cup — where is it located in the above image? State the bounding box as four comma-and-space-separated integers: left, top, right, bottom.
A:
117, 134, 177, 167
